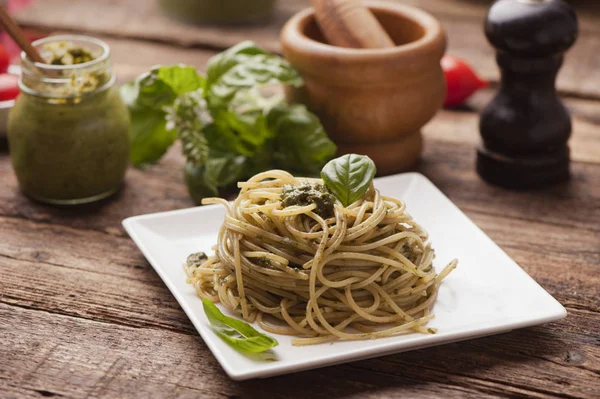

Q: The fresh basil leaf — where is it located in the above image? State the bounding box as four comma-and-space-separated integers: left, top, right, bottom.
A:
121, 66, 206, 166
184, 151, 247, 204
205, 151, 247, 189
204, 122, 254, 156
155, 65, 205, 96
119, 81, 139, 108
184, 162, 218, 203
321, 154, 377, 207
225, 88, 282, 147
123, 44, 338, 202
202, 298, 278, 354
206, 41, 303, 109
129, 108, 177, 166
267, 104, 337, 175
135, 72, 178, 110
206, 41, 267, 87
125, 65, 203, 111
136, 65, 205, 107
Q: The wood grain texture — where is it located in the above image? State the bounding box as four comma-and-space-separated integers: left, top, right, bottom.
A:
14, 0, 600, 98
281, 1, 446, 174
2, 304, 599, 399
1, 138, 599, 398
2, 0, 600, 397
427, 89, 600, 165
310, 0, 395, 48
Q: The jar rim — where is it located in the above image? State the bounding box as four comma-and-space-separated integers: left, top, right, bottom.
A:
20, 35, 111, 72
19, 35, 115, 99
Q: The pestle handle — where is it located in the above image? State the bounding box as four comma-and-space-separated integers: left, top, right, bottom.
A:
310, 0, 395, 48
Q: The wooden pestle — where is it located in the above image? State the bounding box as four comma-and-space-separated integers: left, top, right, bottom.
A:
310, 0, 395, 48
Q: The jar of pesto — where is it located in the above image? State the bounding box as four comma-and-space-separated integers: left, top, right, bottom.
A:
8, 36, 130, 205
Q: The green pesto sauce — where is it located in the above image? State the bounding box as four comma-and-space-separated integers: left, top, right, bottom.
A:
43, 42, 96, 65
7, 88, 130, 203
187, 252, 208, 268
281, 181, 336, 218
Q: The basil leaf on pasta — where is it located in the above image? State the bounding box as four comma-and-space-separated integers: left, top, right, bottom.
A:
321, 154, 377, 207
202, 298, 279, 354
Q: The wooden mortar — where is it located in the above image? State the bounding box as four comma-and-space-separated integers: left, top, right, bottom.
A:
281, 1, 446, 175
310, 0, 395, 48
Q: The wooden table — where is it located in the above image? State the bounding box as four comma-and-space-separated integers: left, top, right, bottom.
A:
2, 1, 599, 398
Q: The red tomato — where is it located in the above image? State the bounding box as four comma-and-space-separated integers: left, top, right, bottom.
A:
0, 73, 19, 101
0, 45, 10, 74
442, 55, 487, 108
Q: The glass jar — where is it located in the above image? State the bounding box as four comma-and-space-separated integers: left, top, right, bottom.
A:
7, 35, 130, 205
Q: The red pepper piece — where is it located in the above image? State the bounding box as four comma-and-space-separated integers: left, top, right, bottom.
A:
442, 55, 488, 108
0, 45, 10, 74
0, 73, 19, 101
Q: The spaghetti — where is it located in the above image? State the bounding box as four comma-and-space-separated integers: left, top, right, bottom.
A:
185, 170, 457, 345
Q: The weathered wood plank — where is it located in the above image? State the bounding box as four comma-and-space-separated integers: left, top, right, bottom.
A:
15, 0, 600, 98
107, 36, 215, 84
1, 132, 599, 240
2, 304, 598, 399
0, 216, 162, 283
0, 255, 195, 334
0, 189, 597, 339
1, 1, 598, 397
419, 140, 600, 232
424, 89, 600, 165
1, 37, 600, 233
0, 140, 191, 235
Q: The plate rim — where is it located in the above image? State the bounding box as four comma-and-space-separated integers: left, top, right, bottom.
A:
122, 172, 567, 380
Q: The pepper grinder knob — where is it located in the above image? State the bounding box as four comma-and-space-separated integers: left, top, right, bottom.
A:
477, 0, 578, 188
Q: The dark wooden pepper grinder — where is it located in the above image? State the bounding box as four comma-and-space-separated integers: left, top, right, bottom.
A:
477, 0, 578, 188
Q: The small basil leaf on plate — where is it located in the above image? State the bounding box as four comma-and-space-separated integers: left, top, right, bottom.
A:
321, 154, 377, 207
202, 298, 279, 354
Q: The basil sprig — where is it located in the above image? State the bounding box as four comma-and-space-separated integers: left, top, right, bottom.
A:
121, 42, 337, 204
202, 298, 278, 354
321, 154, 377, 207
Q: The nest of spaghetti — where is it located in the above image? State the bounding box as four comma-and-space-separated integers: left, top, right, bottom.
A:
185, 170, 456, 345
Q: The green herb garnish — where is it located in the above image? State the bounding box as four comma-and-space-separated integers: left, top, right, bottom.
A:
121, 41, 336, 203
186, 252, 208, 268
202, 298, 278, 354
120, 65, 205, 165
320, 154, 377, 207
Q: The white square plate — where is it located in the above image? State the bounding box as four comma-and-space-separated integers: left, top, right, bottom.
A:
123, 172, 566, 380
